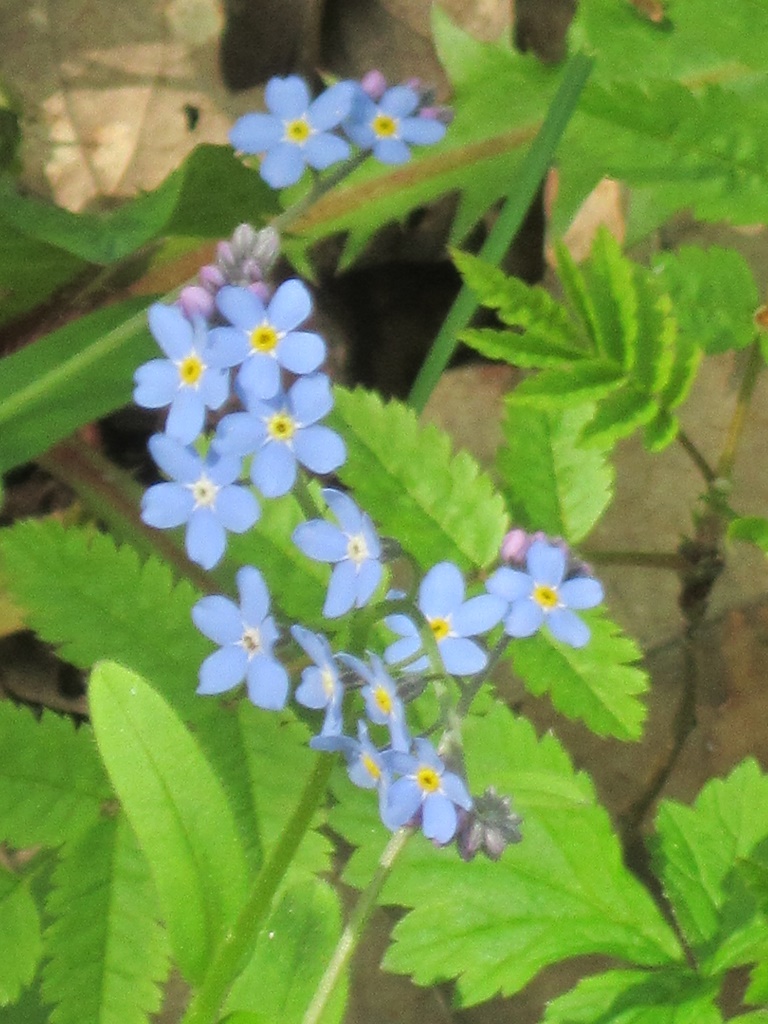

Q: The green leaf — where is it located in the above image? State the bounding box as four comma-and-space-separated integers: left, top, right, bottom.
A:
89, 661, 249, 984
578, 386, 657, 447
226, 879, 345, 1024
336, 707, 681, 1007
581, 227, 638, 367
0, 868, 42, 1006
497, 401, 614, 543
41, 814, 169, 1024
0, 701, 110, 848
729, 517, 768, 555
510, 611, 649, 741
543, 968, 722, 1024
655, 759, 768, 974
0, 227, 85, 329
0, 145, 278, 265
652, 246, 759, 355
329, 387, 507, 570
0, 297, 155, 474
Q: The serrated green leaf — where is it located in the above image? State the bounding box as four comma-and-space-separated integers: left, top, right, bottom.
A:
41, 814, 169, 1024
0, 297, 155, 474
226, 879, 345, 1024
729, 517, 768, 555
555, 242, 603, 350
329, 387, 507, 570
620, 263, 675, 399
89, 661, 249, 984
583, 227, 638, 367
514, 362, 625, 404
459, 327, 581, 368
655, 759, 768, 975
497, 401, 614, 543
0, 702, 110, 848
334, 707, 681, 1007
579, 386, 657, 447
644, 408, 680, 452
730, 1014, 768, 1024
543, 968, 722, 1024
510, 610, 649, 740
0, 869, 42, 1006
652, 246, 759, 356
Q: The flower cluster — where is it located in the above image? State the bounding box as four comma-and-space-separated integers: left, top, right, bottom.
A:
133, 76, 605, 857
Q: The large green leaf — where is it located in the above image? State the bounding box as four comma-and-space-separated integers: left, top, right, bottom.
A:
89, 661, 249, 984
654, 759, 768, 976
509, 610, 649, 741
0, 868, 42, 1006
41, 815, 169, 1024
497, 401, 614, 543
334, 706, 681, 1007
0, 701, 110, 848
329, 386, 507, 571
0, 297, 154, 474
226, 879, 345, 1024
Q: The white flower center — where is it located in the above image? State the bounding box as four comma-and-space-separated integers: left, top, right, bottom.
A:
189, 474, 219, 508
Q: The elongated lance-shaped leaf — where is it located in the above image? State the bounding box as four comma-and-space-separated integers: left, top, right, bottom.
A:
543, 967, 723, 1024
89, 661, 249, 984
333, 706, 681, 1007
0, 297, 155, 475
509, 610, 649, 741
0, 868, 42, 1006
654, 759, 768, 977
497, 401, 614, 543
328, 386, 508, 571
0, 701, 111, 848
225, 879, 345, 1024
41, 814, 169, 1024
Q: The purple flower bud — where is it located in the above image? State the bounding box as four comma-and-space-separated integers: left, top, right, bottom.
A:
455, 787, 523, 862
178, 285, 216, 321
199, 264, 226, 290
500, 528, 533, 564
360, 69, 387, 100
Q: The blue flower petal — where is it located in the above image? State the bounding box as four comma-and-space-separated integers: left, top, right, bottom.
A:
560, 576, 604, 609
166, 388, 205, 444
208, 452, 244, 487
304, 132, 350, 169
387, 777, 422, 828
141, 483, 193, 528
133, 360, 178, 408
293, 520, 347, 561
216, 286, 265, 331
229, 112, 282, 153
198, 645, 247, 694
291, 624, 332, 666
252, 442, 296, 497
439, 636, 488, 675
238, 351, 281, 401
186, 507, 227, 569
400, 117, 446, 145
422, 793, 458, 843
268, 279, 312, 331
261, 144, 306, 188
548, 608, 591, 648
192, 595, 242, 644
148, 303, 193, 359
450, 594, 506, 637
486, 566, 533, 601
265, 75, 309, 118
237, 565, 270, 624
207, 327, 249, 368
385, 613, 419, 638
278, 331, 325, 375
216, 486, 260, 533
309, 81, 355, 130
324, 559, 357, 618
295, 667, 329, 709
419, 561, 464, 618
213, 412, 263, 456
198, 366, 229, 410
322, 488, 362, 533
441, 771, 472, 810
246, 655, 289, 710
355, 558, 383, 607
384, 635, 423, 667
148, 433, 200, 482
294, 425, 346, 474
527, 540, 565, 587
374, 138, 411, 164
504, 599, 544, 638
291, 373, 334, 423
380, 86, 420, 118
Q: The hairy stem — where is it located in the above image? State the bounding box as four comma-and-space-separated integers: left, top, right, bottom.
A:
716, 340, 763, 481
676, 429, 716, 484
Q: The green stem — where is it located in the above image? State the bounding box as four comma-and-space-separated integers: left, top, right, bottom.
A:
272, 152, 370, 234
301, 827, 412, 1024
716, 339, 763, 481
181, 754, 335, 1024
583, 548, 688, 571
677, 429, 716, 484
407, 50, 595, 413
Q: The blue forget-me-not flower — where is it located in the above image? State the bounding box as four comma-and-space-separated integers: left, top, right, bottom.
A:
192, 565, 289, 710
486, 539, 604, 648
292, 488, 383, 618
385, 561, 506, 675
230, 76, 355, 188
386, 737, 472, 844
344, 83, 446, 164
340, 653, 410, 754
133, 304, 242, 444
141, 434, 259, 569
291, 624, 344, 737
312, 720, 399, 830
212, 280, 326, 402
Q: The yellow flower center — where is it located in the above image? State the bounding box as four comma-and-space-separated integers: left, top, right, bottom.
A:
250, 323, 280, 352
190, 475, 218, 508
362, 753, 381, 781
178, 354, 204, 386
320, 666, 335, 698
372, 113, 398, 138
241, 627, 262, 656
347, 533, 369, 564
416, 767, 440, 793
267, 411, 296, 442
373, 685, 393, 716
533, 584, 559, 610
429, 616, 451, 642
284, 117, 311, 144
